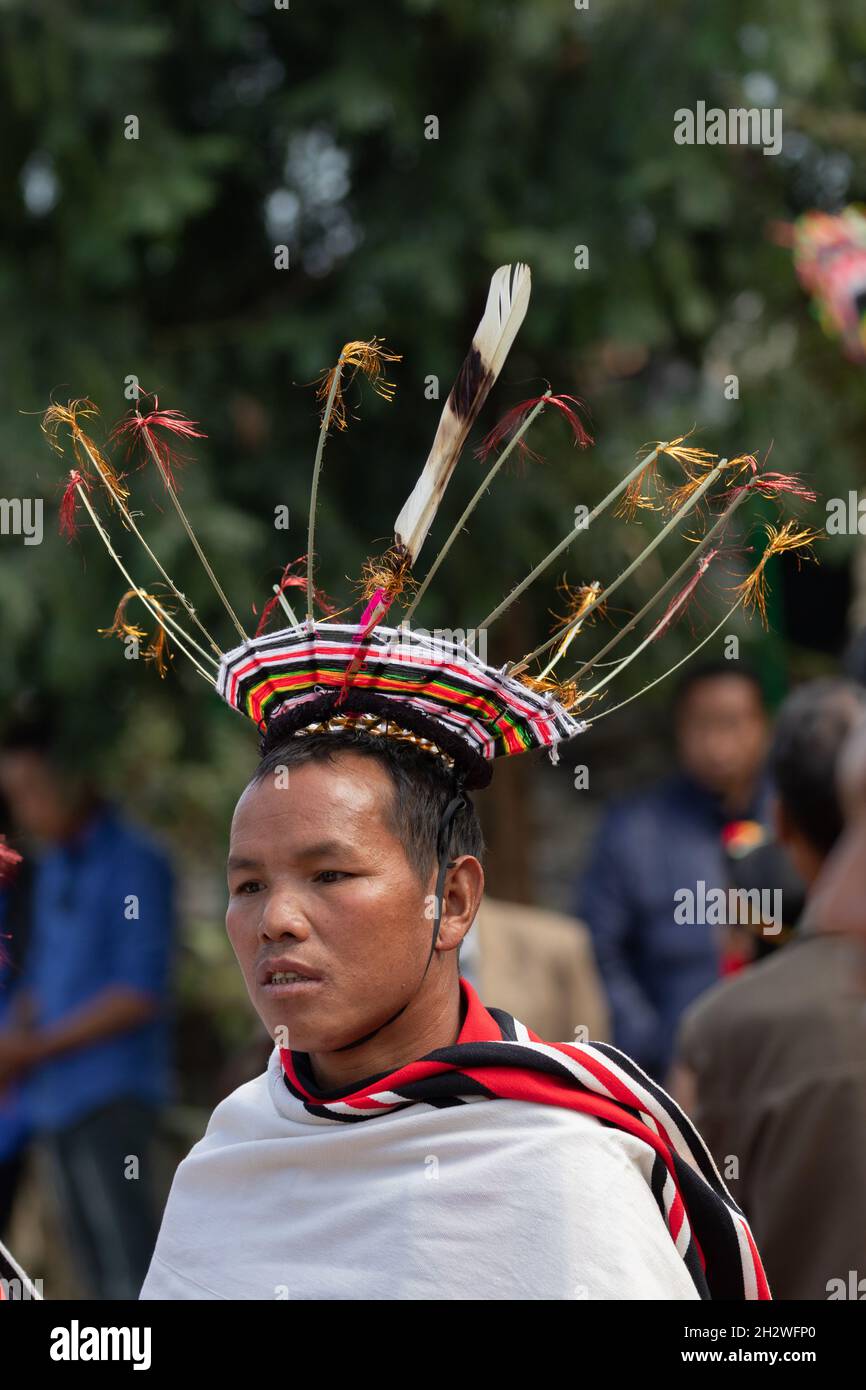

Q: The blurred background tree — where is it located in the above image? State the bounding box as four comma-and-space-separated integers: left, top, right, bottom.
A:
1, 0, 865, 1074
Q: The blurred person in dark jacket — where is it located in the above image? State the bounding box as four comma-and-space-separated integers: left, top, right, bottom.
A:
716, 831, 806, 974
575, 662, 770, 1081
673, 678, 866, 1300
0, 715, 175, 1299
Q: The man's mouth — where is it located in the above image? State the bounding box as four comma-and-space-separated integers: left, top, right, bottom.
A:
258, 961, 324, 996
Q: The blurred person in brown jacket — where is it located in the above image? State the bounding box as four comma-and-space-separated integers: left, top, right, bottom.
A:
672, 678, 866, 1300
811, 717, 866, 943
459, 896, 609, 1044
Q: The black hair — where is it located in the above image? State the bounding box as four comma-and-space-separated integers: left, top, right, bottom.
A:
768, 678, 866, 856
250, 721, 485, 885
0, 710, 56, 758
0, 702, 93, 768
673, 659, 766, 714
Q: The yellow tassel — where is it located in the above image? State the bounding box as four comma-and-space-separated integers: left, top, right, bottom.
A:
144, 625, 171, 678
315, 338, 402, 432
42, 399, 130, 507
724, 452, 759, 481
660, 428, 718, 471
98, 588, 150, 642
359, 544, 418, 605
665, 471, 716, 512
615, 454, 665, 520
735, 521, 822, 626
99, 588, 173, 676
517, 673, 585, 710
549, 578, 604, 653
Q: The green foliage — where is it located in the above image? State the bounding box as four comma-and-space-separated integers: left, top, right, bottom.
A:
0, 0, 863, 854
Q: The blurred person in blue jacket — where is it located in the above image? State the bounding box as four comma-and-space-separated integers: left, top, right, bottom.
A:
574, 662, 771, 1083
0, 851, 32, 1240
0, 715, 175, 1299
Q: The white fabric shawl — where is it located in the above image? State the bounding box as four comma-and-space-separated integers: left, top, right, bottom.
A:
140, 1047, 700, 1301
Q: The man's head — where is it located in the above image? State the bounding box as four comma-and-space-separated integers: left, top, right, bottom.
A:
0, 713, 95, 844
225, 725, 485, 1080
673, 662, 768, 803
768, 677, 866, 888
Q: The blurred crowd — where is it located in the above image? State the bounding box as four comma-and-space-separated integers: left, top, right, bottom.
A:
2, 649, 866, 1300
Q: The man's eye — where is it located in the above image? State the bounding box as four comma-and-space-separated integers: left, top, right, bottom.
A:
315, 870, 348, 884
237, 880, 263, 894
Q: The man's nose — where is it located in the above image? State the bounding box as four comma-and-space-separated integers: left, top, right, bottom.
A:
260, 886, 311, 941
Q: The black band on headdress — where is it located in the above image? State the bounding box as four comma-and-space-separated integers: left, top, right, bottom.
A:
260, 688, 493, 788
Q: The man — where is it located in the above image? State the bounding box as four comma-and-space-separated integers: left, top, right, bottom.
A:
35, 264, 774, 1300
673, 679, 866, 1299
141, 712, 765, 1301
576, 661, 770, 1081
0, 716, 175, 1299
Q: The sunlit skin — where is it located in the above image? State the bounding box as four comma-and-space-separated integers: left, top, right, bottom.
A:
226, 752, 484, 1093
675, 675, 768, 813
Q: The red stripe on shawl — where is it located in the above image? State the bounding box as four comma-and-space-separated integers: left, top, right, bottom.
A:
741, 1216, 772, 1300
543, 1040, 683, 1153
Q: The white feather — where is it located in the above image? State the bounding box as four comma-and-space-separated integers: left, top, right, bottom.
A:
394, 262, 531, 565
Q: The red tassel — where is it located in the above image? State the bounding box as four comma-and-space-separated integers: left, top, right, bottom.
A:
475, 393, 594, 466
59, 469, 90, 540
651, 550, 719, 641
110, 393, 206, 490
750, 471, 817, 502
724, 471, 817, 505
254, 556, 337, 637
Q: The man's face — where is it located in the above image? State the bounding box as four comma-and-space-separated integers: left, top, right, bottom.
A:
675, 675, 768, 797
0, 750, 72, 843
226, 752, 437, 1053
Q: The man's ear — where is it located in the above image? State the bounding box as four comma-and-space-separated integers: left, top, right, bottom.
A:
437, 855, 484, 952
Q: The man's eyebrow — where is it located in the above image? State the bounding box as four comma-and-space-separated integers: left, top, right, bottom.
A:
226, 854, 262, 872
226, 841, 358, 871
295, 839, 358, 860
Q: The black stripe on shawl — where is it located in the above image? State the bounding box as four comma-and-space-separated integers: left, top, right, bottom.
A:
588, 1040, 741, 1211
485, 1006, 518, 1040
668, 1152, 749, 1301
647, 1150, 711, 1299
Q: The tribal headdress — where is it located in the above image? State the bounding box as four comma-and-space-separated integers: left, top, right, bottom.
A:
37, 264, 818, 1051
40, 263, 818, 782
